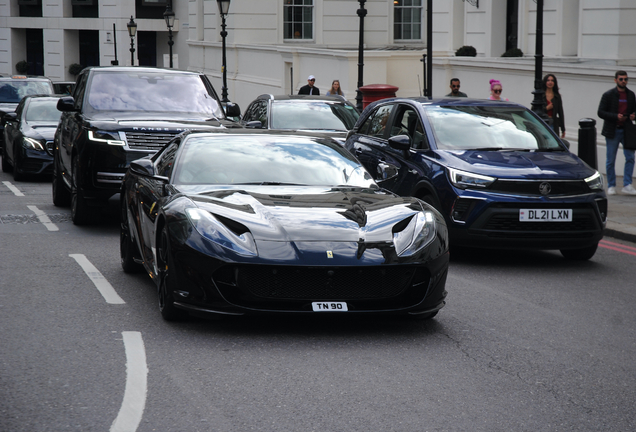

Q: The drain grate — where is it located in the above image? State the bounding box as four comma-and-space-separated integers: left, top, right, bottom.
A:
0, 214, 72, 224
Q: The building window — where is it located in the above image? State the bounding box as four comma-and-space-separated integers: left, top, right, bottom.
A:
394, 0, 422, 40
284, 0, 313, 40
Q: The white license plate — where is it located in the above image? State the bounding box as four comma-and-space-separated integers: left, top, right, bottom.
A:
312, 302, 348, 312
519, 209, 572, 222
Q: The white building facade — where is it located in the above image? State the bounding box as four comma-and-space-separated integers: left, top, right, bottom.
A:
2, 0, 636, 171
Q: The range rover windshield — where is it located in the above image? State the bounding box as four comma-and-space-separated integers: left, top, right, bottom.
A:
85, 71, 223, 118
424, 105, 564, 151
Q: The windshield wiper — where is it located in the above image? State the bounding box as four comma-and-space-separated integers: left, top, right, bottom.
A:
236, 182, 306, 186
472, 147, 532, 152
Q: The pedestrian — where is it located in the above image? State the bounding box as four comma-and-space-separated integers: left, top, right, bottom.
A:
542, 74, 566, 138
445, 78, 467, 97
597, 70, 636, 195
488, 79, 508, 101
326, 79, 344, 96
298, 75, 320, 95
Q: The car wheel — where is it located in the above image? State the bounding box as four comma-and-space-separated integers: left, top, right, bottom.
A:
1, 146, 12, 173
560, 243, 598, 260
12, 149, 23, 181
157, 227, 187, 321
120, 200, 143, 273
52, 153, 71, 207
71, 155, 93, 225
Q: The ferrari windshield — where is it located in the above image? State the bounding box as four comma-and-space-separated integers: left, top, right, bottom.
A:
271, 101, 359, 131
86, 71, 223, 118
174, 134, 376, 188
424, 105, 563, 151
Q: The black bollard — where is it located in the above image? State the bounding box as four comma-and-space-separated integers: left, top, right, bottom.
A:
578, 118, 597, 169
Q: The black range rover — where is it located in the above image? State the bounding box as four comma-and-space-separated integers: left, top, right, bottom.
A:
53, 66, 241, 224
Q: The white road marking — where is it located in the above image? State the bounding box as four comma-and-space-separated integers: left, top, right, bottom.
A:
110, 331, 148, 432
27, 205, 59, 231
2, 181, 24, 197
69, 254, 125, 304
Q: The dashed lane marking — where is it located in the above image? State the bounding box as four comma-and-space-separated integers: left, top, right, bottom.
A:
2, 181, 25, 197
110, 331, 148, 432
27, 205, 59, 231
69, 254, 126, 304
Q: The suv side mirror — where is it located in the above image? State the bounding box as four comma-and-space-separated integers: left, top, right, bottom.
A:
129, 159, 156, 177
56, 96, 77, 112
225, 102, 241, 118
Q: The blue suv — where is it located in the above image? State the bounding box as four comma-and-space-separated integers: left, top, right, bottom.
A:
345, 98, 607, 260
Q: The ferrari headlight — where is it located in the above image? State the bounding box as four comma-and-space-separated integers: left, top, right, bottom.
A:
393, 211, 436, 257
23, 137, 45, 151
585, 171, 604, 191
448, 167, 496, 189
88, 130, 125, 146
185, 208, 258, 257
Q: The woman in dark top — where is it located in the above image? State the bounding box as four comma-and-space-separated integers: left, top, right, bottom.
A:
542, 74, 566, 138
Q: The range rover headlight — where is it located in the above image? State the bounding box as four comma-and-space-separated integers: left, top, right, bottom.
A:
23, 137, 45, 151
88, 130, 125, 146
393, 211, 436, 257
185, 208, 258, 257
448, 167, 496, 189
585, 171, 604, 191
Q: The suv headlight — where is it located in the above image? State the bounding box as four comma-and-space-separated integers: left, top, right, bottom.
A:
185, 208, 258, 257
448, 167, 496, 189
393, 211, 436, 257
23, 137, 45, 151
585, 171, 604, 191
88, 130, 125, 146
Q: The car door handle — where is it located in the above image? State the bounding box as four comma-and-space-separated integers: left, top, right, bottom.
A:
355, 148, 363, 155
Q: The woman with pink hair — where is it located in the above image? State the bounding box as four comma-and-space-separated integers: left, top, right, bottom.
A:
489, 79, 509, 101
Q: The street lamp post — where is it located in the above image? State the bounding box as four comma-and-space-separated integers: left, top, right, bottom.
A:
355, 0, 367, 111
127, 16, 137, 66
164, 1, 175, 68
530, 0, 549, 122
217, 0, 231, 103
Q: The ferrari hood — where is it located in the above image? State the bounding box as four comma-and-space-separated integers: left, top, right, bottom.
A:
183, 186, 424, 242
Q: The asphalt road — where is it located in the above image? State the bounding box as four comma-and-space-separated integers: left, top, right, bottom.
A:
1, 174, 635, 432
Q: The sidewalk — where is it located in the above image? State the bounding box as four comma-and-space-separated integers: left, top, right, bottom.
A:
605, 188, 636, 243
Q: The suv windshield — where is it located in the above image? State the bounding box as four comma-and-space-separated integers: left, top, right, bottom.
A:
86, 71, 223, 117
271, 101, 359, 131
425, 105, 563, 151
0, 81, 53, 103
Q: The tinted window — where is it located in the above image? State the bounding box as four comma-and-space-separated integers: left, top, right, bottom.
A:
0, 81, 53, 103
85, 71, 223, 117
425, 105, 562, 150
362, 105, 393, 138
270, 101, 359, 131
390, 105, 428, 149
174, 134, 375, 188
156, 142, 179, 178
25, 99, 62, 123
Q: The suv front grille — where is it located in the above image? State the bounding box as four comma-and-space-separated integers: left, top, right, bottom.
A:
490, 179, 589, 196
124, 131, 179, 151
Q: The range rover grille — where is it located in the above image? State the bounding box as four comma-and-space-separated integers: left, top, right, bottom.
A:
124, 131, 180, 151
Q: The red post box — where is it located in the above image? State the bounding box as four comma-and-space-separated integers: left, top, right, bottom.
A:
359, 84, 399, 109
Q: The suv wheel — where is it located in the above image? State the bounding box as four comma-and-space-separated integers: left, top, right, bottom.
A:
1, 146, 11, 173
71, 155, 93, 225
52, 152, 71, 206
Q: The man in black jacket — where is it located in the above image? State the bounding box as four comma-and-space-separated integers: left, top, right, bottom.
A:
298, 75, 320, 95
597, 70, 636, 195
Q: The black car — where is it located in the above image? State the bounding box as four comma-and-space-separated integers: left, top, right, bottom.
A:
53, 66, 242, 225
2, 95, 61, 180
345, 97, 607, 260
241, 94, 359, 145
120, 130, 449, 321
0, 75, 54, 149
53, 81, 75, 95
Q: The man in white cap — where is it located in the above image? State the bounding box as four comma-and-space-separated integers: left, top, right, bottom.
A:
298, 75, 320, 95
